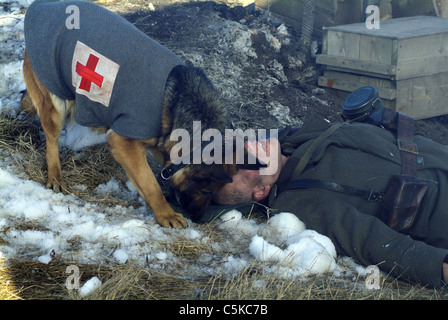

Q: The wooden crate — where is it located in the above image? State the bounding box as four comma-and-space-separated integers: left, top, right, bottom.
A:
319, 69, 448, 119
317, 16, 448, 119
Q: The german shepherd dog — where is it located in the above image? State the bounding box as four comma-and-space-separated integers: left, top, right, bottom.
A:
22, 0, 234, 228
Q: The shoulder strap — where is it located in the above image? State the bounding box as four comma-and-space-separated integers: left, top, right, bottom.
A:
396, 112, 418, 177
291, 122, 346, 180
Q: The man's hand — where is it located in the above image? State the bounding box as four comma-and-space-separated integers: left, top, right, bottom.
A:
443, 263, 448, 283
245, 138, 280, 176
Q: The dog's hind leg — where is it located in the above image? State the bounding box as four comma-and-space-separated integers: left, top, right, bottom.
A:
106, 130, 188, 228
23, 50, 68, 192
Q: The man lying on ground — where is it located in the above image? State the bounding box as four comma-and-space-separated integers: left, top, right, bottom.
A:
213, 111, 448, 289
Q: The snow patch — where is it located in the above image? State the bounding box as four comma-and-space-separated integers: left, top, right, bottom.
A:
79, 277, 102, 296
249, 213, 337, 276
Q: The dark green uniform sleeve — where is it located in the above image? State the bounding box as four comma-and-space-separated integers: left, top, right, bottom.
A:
271, 188, 448, 288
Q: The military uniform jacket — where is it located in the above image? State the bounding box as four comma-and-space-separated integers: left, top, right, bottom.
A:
24, 0, 184, 139
269, 114, 448, 288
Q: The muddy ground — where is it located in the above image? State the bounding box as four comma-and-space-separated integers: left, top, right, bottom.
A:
97, 0, 448, 146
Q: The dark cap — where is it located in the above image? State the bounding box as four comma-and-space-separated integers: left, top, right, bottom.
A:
342, 86, 384, 121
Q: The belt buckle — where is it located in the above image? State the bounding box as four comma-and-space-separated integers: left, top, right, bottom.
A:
367, 190, 383, 202
397, 139, 418, 155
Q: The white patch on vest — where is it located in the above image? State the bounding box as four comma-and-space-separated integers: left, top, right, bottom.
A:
71, 41, 120, 107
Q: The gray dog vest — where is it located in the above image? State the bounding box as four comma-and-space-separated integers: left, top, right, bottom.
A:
25, 0, 184, 139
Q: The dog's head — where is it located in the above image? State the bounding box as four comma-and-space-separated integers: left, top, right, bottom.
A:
168, 162, 234, 221
163, 142, 267, 222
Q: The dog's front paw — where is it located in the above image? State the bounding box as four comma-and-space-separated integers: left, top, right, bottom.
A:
46, 177, 67, 193
156, 211, 188, 229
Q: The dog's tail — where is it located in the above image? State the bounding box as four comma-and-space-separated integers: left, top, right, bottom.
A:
20, 90, 37, 114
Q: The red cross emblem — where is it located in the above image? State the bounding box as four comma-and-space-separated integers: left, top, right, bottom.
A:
75, 54, 104, 92
71, 41, 120, 107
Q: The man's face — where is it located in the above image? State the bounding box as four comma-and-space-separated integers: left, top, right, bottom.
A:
215, 138, 285, 204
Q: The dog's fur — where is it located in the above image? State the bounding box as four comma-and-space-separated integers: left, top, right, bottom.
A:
22, 49, 231, 228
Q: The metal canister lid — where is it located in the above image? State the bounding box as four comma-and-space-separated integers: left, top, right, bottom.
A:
342, 86, 383, 121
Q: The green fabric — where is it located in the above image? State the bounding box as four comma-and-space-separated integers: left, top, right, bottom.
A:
290, 122, 346, 180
